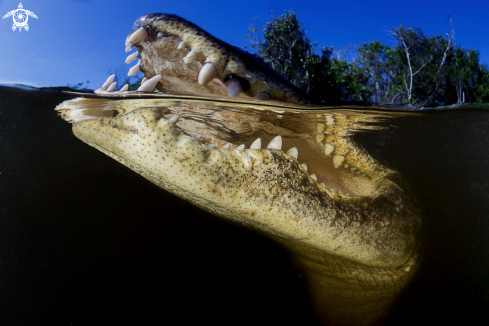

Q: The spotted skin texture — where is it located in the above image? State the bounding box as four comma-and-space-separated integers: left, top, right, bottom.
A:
56, 96, 420, 326
128, 14, 311, 103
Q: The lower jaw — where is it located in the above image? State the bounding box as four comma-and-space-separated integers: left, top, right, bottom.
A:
58, 96, 420, 326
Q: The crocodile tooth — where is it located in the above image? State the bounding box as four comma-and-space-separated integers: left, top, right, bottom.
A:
137, 75, 161, 92
301, 163, 308, 171
325, 116, 335, 126
128, 61, 141, 76
198, 63, 217, 85
177, 41, 186, 49
118, 84, 129, 92
310, 174, 317, 181
222, 143, 231, 149
325, 143, 334, 156
333, 155, 345, 168
101, 74, 115, 89
320, 183, 326, 187
330, 188, 335, 192
125, 52, 138, 64
249, 138, 261, 149
125, 27, 148, 52
266, 135, 282, 150
286, 147, 298, 159
168, 116, 178, 123
106, 82, 117, 92
236, 144, 245, 150
227, 79, 241, 97
157, 32, 163, 37
195, 134, 202, 140
183, 50, 198, 64
254, 92, 270, 100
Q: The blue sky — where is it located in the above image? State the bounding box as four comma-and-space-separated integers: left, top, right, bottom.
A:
1, 0, 488, 87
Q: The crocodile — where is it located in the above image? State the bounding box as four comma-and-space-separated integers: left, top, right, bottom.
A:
56, 13, 421, 325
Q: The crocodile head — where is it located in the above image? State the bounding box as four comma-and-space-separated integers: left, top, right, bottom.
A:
56, 13, 420, 326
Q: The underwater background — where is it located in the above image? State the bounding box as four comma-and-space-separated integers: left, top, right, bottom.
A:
1, 85, 489, 325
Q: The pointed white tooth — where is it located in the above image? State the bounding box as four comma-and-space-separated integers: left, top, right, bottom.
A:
157, 32, 163, 37
168, 116, 178, 123
106, 82, 117, 92
320, 183, 326, 187
177, 41, 186, 49
183, 50, 198, 64
198, 63, 217, 85
195, 134, 202, 140
286, 147, 298, 159
338, 190, 343, 194
137, 75, 161, 92
94, 75, 116, 94
207, 144, 215, 148
222, 143, 231, 149
330, 188, 335, 192
249, 138, 261, 149
141, 77, 148, 84
128, 61, 141, 76
324, 143, 334, 156
301, 163, 308, 171
125, 52, 138, 64
236, 144, 245, 150
310, 174, 317, 181
266, 135, 282, 150
125, 27, 148, 52
254, 92, 271, 100
101, 74, 115, 89
227, 79, 241, 97
118, 84, 129, 92
333, 155, 345, 169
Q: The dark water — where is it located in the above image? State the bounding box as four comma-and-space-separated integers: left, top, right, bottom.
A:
1, 85, 488, 325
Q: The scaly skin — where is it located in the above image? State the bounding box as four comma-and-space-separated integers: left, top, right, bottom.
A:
56, 14, 421, 325
124, 14, 311, 103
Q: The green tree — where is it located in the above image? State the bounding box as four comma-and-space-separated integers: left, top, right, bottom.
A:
246, 11, 358, 104
247, 13, 489, 106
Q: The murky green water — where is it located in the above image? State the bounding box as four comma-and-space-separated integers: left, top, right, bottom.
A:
1, 85, 488, 325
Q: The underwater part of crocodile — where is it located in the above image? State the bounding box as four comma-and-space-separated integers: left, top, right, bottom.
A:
55, 13, 421, 326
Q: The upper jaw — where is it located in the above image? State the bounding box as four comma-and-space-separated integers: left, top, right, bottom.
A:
96, 13, 311, 104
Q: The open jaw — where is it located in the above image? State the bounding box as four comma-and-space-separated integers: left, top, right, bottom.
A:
56, 13, 421, 326
95, 13, 311, 104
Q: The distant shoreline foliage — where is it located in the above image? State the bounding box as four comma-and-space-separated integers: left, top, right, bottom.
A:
246, 11, 489, 107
